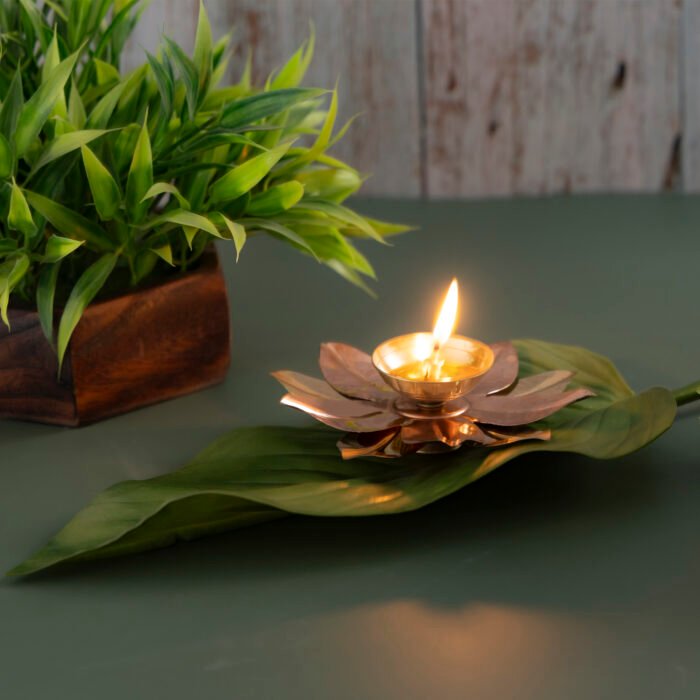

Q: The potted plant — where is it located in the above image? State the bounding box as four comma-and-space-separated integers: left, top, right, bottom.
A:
0, 0, 406, 426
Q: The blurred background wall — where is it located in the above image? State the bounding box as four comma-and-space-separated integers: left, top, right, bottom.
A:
125, 0, 700, 199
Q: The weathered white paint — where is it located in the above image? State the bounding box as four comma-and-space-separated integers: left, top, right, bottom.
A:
422, 0, 681, 198
122, 0, 691, 198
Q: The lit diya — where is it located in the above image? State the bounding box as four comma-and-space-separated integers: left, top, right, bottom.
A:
273, 279, 594, 459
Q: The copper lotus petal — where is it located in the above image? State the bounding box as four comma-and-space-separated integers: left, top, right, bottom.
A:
274, 370, 383, 420
337, 429, 400, 459
469, 341, 519, 397
506, 370, 575, 396
272, 370, 346, 401
282, 394, 402, 433
467, 385, 595, 426
320, 342, 395, 403
401, 416, 496, 448
481, 425, 551, 445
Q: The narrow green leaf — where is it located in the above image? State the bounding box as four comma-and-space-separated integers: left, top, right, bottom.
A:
146, 51, 174, 117
125, 119, 153, 222
163, 37, 199, 119
92, 58, 121, 86
220, 215, 246, 261
241, 217, 318, 259
360, 217, 414, 237
18, 0, 50, 50
247, 181, 304, 216
8, 181, 37, 241
294, 168, 362, 202
68, 81, 87, 128
81, 145, 121, 220
270, 27, 314, 89
0, 134, 13, 179
32, 129, 111, 173
220, 88, 325, 130
25, 190, 113, 250
141, 182, 190, 210
56, 253, 117, 373
295, 200, 384, 243
15, 48, 80, 157
323, 260, 375, 296
0, 253, 30, 328
193, 0, 213, 87
86, 79, 128, 129
42, 29, 62, 79
0, 70, 24, 140
44, 235, 85, 263
36, 261, 61, 343
140, 209, 220, 238
209, 142, 293, 204
150, 243, 174, 266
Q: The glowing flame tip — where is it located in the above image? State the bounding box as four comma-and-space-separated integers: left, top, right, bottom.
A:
432, 278, 459, 348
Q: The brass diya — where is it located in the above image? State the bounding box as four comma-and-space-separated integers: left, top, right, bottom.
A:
273, 279, 594, 459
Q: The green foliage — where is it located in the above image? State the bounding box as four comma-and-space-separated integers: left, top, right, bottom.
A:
7, 340, 679, 577
0, 1, 410, 369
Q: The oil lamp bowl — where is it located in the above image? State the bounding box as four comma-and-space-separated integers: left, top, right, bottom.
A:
372, 332, 495, 406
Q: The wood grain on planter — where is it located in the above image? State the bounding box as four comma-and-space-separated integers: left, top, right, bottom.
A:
0, 249, 230, 427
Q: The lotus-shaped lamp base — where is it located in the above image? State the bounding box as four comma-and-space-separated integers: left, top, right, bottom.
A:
273, 341, 595, 459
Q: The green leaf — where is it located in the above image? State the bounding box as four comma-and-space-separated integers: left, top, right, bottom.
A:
68, 81, 87, 128
41, 29, 67, 120
220, 88, 325, 130
0, 134, 11, 179
295, 199, 384, 243
146, 51, 174, 117
15, 48, 80, 158
32, 129, 111, 174
44, 235, 85, 263
294, 168, 362, 202
86, 79, 128, 129
0, 253, 30, 328
360, 216, 414, 237
92, 58, 121, 86
163, 37, 199, 119
56, 253, 117, 373
8, 182, 36, 241
247, 181, 304, 216
149, 243, 174, 266
241, 217, 318, 258
209, 142, 293, 204
125, 119, 153, 222
141, 182, 190, 210
270, 28, 314, 89
25, 190, 113, 250
80, 145, 121, 220
0, 70, 24, 140
192, 0, 213, 88
5, 340, 679, 576
220, 215, 246, 261
36, 261, 61, 343
140, 209, 220, 238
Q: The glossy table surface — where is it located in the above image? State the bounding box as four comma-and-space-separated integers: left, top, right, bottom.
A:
2, 196, 699, 699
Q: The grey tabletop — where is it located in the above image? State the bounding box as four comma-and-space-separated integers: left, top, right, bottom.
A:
2, 196, 699, 699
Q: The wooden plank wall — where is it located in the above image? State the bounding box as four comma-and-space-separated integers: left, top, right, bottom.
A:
125, 0, 695, 199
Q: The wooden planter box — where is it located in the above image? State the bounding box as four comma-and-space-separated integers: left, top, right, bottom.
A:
0, 249, 230, 426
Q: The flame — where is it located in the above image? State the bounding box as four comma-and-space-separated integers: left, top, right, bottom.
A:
432, 278, 459, 349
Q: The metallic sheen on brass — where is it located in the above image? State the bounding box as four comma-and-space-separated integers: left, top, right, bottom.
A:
273, 341, 595, 459
372, 333, 494, 404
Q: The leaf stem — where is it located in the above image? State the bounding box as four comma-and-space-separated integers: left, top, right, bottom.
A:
672, 380, 700, 406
